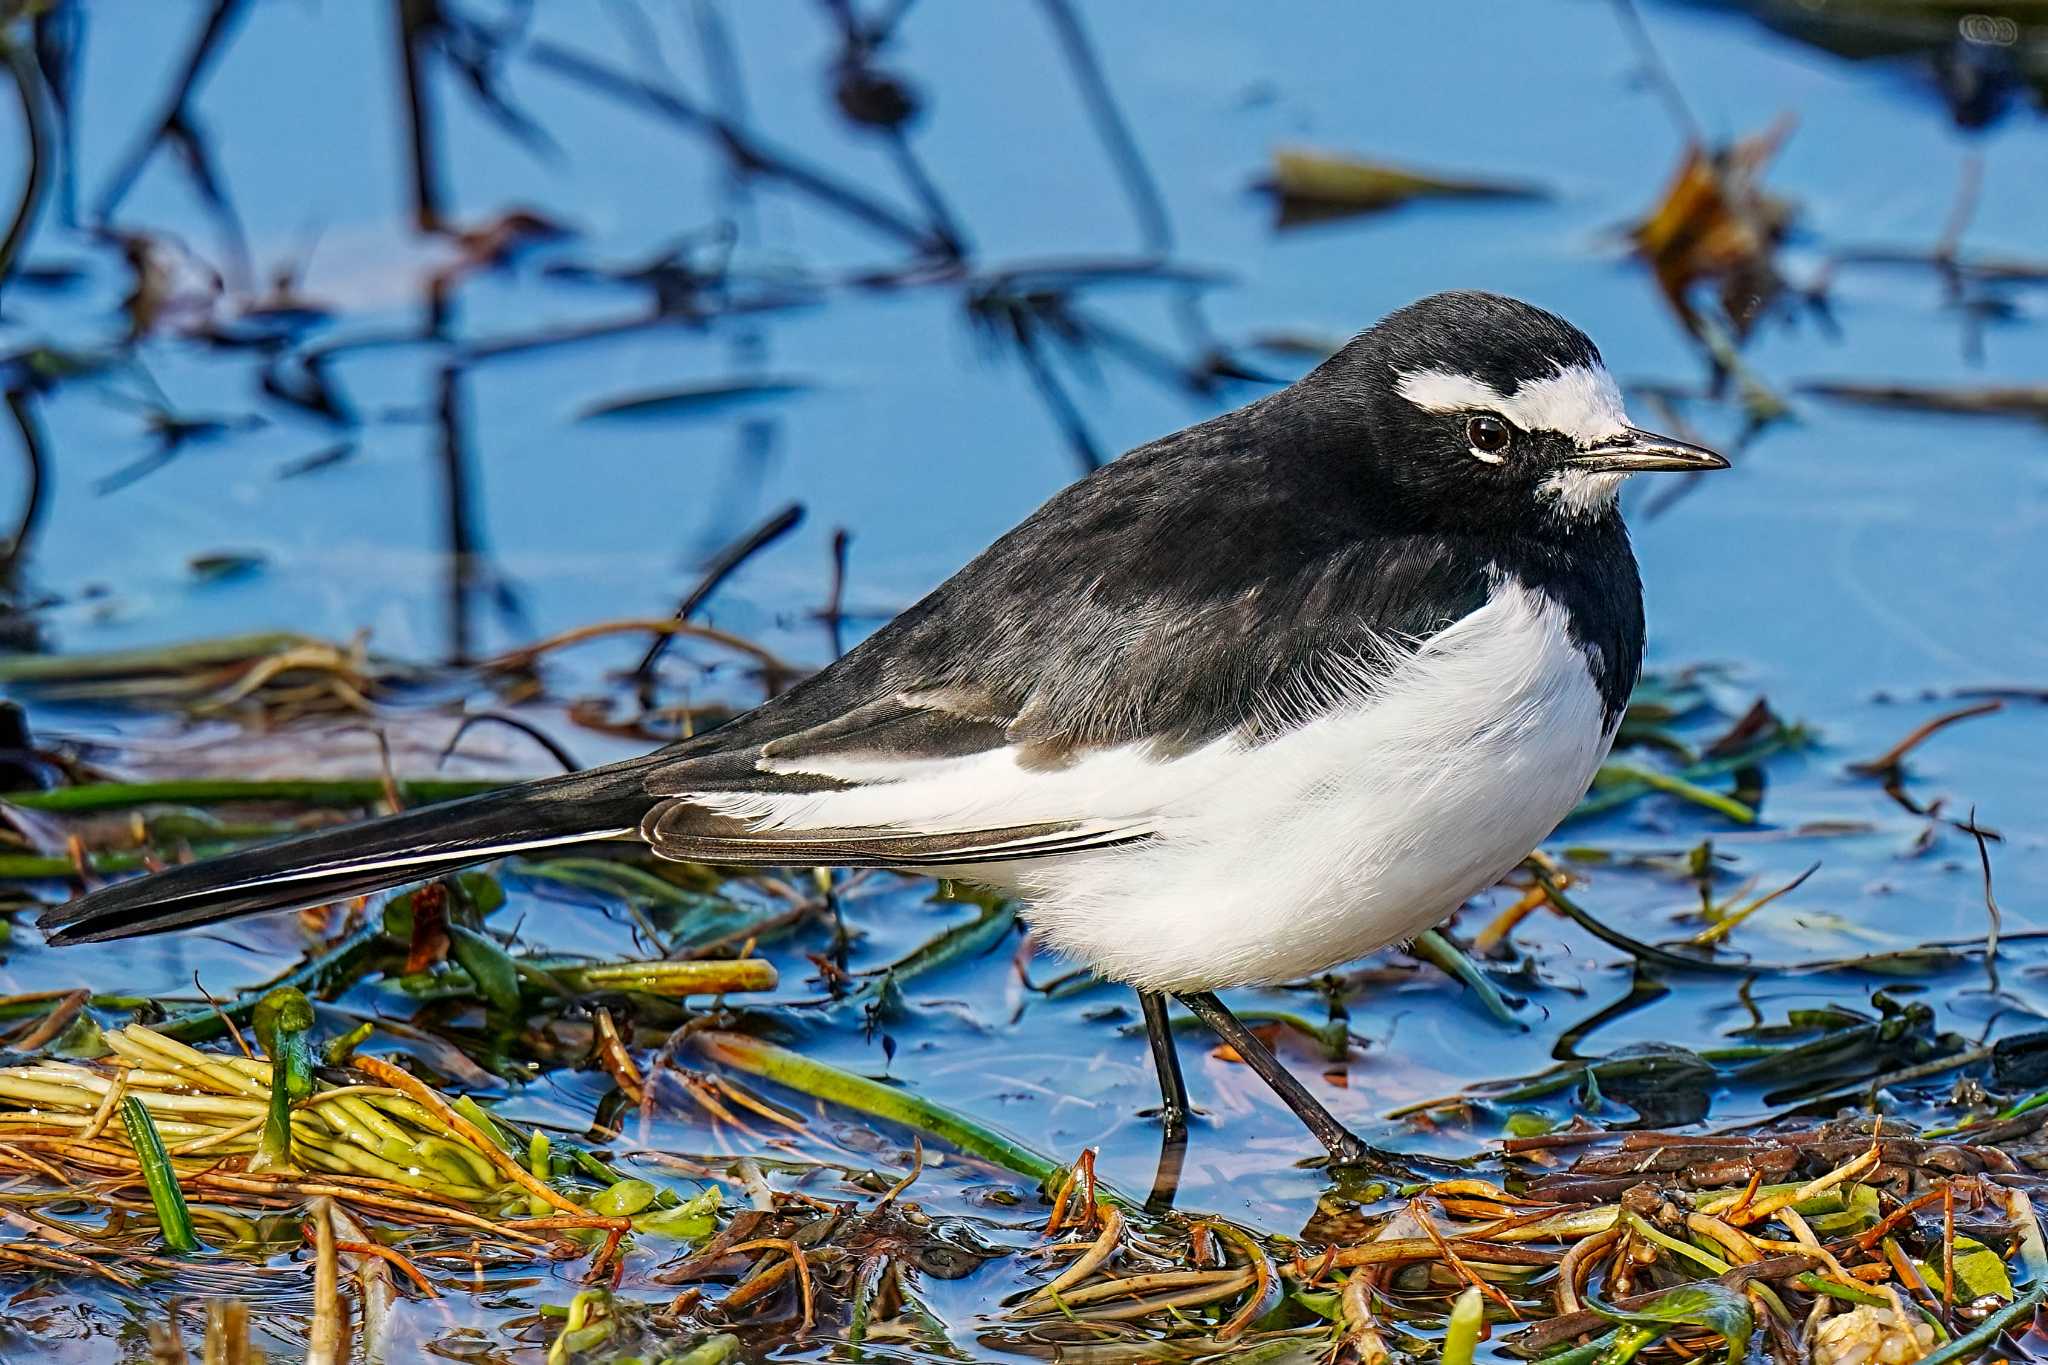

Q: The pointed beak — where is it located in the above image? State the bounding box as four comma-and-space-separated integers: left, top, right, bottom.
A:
1561, 427, 1730, 474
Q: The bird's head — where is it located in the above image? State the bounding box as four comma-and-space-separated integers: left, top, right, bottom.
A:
1305, 291, 1727, 530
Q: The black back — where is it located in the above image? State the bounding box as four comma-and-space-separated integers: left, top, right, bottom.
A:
652, 291, 1644, 786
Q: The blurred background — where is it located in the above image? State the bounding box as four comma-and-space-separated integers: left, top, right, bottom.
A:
0, 1, 2043, 1358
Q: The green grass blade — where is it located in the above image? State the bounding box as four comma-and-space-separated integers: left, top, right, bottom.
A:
1594, 763, 1756, 823
693, 1030, 1079, 1198
250, 987, 316, 1172
1442, 1285, 1487, 1365
1914, 1283, 2046, 1365
120, 1095, 199, 1253
1412, 929, 1525, 1028
2, 777, 506, 813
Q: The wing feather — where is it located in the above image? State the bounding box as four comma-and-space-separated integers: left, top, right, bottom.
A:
640, 796, 1150, 867
619, 421, 1490, 865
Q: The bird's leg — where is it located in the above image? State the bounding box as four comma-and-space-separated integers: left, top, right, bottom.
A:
1139, 988, 1191, 1212
1173, 994, 1461, 1175
1139, 989, 1190, 1140
1174, 990, 1373, 1165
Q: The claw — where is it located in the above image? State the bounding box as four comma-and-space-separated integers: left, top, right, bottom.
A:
1320, 1134, 1462, 1179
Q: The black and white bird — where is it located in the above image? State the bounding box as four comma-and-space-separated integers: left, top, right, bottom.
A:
39, 291, 1725, 1166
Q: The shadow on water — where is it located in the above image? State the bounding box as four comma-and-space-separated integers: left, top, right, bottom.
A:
0, 0, 2044, 1358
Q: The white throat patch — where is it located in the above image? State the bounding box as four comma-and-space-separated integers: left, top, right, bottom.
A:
1537, 467, 1626, 516
1394, 362, 1630, 449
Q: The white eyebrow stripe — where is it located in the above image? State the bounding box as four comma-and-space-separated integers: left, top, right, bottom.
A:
1394, 369, 1509, 414
1508, 364, 1631, 446
1395, 362, 1632, 448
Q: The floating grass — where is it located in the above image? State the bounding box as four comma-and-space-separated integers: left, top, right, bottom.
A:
690, 1029, 1072, 1195
971, 1125, 2048, 1360
120, 1094, 198, 1253
1572, 729, 1806, 824
1915, 1284, 2046, 1365
1413, 928, 1526, 1028
251, 987, 314, 1172
1, 776, 506, 813
1442, 1285, 1487, 1365
549, 957, 778, 997
0, 642, 2008, 1359
1590, 762, 1757, 824
0, 1024, 520, 1204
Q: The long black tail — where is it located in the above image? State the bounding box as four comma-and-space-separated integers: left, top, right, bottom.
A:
36, 758, 662, 945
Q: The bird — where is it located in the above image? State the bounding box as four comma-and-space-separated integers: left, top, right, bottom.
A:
38, 290, 1726, 1168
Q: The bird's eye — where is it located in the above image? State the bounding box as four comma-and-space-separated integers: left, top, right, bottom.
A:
1466, 414, 1512, 456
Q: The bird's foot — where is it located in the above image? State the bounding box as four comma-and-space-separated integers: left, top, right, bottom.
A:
1318, 1130, 1462, 1180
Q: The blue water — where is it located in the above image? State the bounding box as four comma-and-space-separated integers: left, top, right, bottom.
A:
1, 1, 2044, 1356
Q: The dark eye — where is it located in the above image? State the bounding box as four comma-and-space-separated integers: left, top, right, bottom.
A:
1466, 414, 1512, 455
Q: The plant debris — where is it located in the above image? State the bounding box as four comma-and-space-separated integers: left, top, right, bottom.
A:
1259, 146, 1546, 227
1631, 117, 1798, 342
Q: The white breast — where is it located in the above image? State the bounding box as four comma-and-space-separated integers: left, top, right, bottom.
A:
686, 580, 1618, 993
973, 579, 1618, 990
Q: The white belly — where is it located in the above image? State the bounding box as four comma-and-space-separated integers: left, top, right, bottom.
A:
684, 579, 1619, 993
971, 580, 1619, 990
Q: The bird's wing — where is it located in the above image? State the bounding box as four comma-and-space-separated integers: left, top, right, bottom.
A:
637, 685, 1160, 867
630, 408, 1491, 867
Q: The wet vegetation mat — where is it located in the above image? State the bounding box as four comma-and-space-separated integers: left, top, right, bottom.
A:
0, 631, 2035, 1362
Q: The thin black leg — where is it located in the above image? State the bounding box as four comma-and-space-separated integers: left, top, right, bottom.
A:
1175, 990, 1373, 1165
1139, 990, 1189, 1140
1177, 987, 1471, 1181
1139, 989, 1190, 1213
